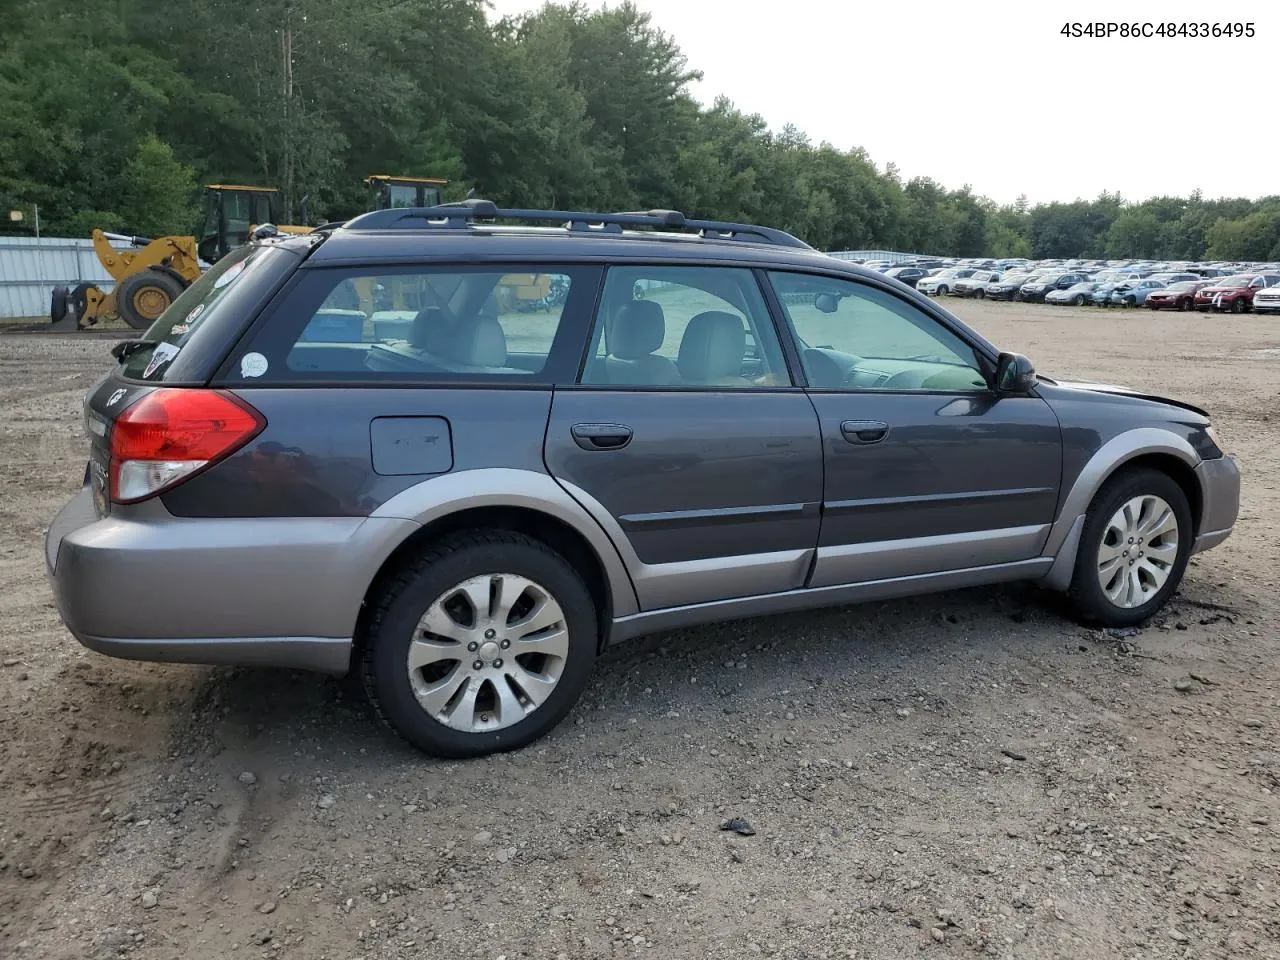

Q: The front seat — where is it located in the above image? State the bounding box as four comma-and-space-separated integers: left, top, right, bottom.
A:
677, 310, 747, 386
604, 300, 679, 385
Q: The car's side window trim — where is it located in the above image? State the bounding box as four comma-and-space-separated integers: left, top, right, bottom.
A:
754, 266, 809, 388
763, 269, 999, 395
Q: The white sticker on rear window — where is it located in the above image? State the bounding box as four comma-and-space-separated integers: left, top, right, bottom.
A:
214, 261, 246, 289
143, 342, 181, 379
240, 352, 269, 378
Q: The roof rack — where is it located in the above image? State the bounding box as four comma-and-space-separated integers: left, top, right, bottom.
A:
338, 199, 812, 250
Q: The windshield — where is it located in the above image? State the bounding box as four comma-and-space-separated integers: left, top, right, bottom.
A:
1165, 282, 1197, 292
1216, 275, 1252, 288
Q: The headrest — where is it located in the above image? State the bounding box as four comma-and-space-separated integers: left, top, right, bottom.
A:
423, 314, 508, 367
411, 307, 445, 349
677, 311, 746, 382
610, 300, 666, 359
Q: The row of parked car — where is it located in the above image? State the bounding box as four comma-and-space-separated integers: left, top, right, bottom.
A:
857, 257, 1280, 314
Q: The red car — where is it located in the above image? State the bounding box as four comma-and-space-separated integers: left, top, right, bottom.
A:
1146, 280, 1209, 311
1194, 274, 1280, 313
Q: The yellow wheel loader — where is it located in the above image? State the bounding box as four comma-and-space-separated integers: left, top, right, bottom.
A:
51, 178, 447, 330
51, 184, 311, 331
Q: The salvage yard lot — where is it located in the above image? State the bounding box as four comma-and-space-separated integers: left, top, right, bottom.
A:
1, 301, 1278, 960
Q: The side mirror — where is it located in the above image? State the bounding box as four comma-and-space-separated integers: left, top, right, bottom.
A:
814, 292, 840, 314
993, 352, 1037, 394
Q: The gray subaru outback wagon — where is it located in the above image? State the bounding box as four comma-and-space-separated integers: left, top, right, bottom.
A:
46, 202, 1240, 757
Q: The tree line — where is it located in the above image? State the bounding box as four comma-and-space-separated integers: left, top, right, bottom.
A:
2, 0, 1278, 260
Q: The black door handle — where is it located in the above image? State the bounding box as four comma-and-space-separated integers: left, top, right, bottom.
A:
840, 420, 889, 444
571, 422, 633, 450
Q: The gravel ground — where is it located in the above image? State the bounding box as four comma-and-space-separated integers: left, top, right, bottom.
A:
2, 301, 1278, 960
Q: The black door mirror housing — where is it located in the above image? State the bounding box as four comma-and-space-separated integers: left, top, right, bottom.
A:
993, 352, 1037, 394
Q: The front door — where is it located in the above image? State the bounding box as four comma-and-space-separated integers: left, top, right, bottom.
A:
764, 271, 1063, 588
544, 265, 823, 610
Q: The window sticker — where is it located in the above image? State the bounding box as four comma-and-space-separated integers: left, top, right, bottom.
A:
169, 302, 206, 337
214, 260, 247, 289
239, 352, 269, 378
143, 342, 181, 379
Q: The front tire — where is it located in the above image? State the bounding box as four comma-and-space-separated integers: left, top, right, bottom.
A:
1067, 468, 1192, 627
362, 531, 598, 758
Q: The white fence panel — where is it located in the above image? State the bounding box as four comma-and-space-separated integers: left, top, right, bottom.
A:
0, 236, 118, 319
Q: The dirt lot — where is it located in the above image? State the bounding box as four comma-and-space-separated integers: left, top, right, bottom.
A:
2, 301, 1278, 960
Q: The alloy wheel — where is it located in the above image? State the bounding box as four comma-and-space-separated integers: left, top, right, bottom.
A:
1096, 495, 1179, 609
406, 573, 569, 732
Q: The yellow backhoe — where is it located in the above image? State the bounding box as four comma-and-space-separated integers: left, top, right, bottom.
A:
51, 184, 310, 331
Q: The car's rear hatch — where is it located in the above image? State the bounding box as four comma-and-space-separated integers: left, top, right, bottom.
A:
80, 242, 304, 517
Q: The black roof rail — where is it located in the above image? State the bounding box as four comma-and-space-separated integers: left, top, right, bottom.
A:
338, 203, 812, 249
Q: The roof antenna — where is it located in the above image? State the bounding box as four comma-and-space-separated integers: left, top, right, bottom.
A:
465, 187, 477, 200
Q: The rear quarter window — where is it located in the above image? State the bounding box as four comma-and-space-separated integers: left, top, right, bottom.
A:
221, 264, 600, 385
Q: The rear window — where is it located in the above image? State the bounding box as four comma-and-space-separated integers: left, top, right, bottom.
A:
119, 244, 285, 382
225, 264, 598, 384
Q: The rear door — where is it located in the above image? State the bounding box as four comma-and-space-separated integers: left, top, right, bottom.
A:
764, 270, 1062, 588
544, 264, 823, 611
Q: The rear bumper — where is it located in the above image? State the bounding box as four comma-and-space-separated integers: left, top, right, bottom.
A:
1192, 456, 1241, 554
45, 488, 417, 674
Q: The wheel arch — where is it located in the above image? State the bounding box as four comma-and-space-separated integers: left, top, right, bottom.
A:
357, 469, 639, 654
1041, 429, 1203, 590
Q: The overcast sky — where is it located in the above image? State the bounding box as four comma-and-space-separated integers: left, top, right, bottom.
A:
486, 0, 1273, 206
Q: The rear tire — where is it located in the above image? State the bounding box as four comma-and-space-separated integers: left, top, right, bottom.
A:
50, 285, 69, 323
975, 289, 985, 299
116, 269, 186, 330
1067, 468, 1192, 627
1073, 294, 1086, 305
361, 531, 598, 758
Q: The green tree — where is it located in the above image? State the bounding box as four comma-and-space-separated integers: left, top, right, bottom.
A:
120, 135, 198, 236
1205, 210, 1280, 260
1106, 208, 1162, 259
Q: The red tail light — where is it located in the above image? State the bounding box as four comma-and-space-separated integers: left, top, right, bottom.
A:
110, 389, 265, 503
